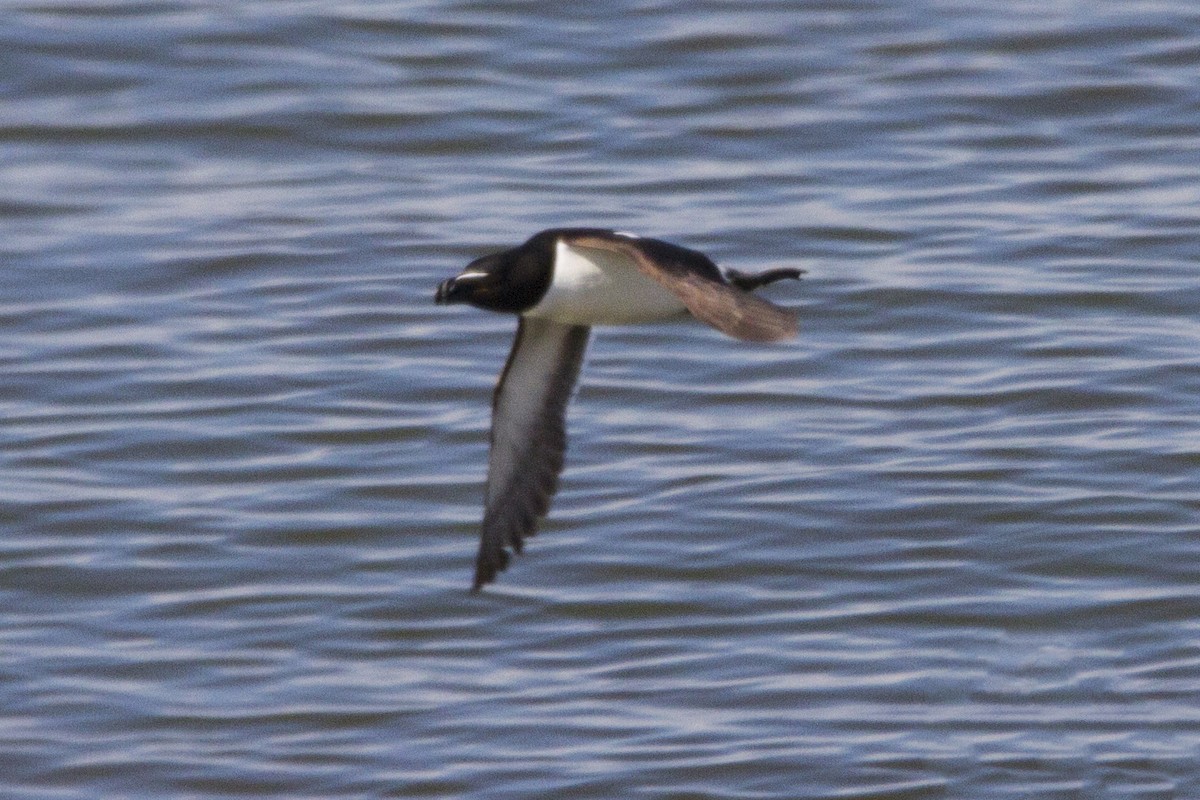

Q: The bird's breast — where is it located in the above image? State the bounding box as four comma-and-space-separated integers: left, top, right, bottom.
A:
524, 240, 687, 325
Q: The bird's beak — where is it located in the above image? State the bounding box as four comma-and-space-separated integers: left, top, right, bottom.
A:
435, 276, 466, 304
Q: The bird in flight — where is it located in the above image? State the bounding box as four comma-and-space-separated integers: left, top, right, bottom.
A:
435, 228, 802, 591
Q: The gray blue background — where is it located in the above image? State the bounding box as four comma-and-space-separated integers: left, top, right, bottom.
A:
3, 1, 1199, 797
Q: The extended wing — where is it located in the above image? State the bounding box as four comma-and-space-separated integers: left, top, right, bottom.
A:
563, 232, 799, 342
473, 316, 590, 591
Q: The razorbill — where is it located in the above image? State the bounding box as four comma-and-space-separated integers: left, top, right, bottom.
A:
435, 228, 803, 591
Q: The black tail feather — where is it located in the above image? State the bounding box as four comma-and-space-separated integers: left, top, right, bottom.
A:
725, 267, 805, 291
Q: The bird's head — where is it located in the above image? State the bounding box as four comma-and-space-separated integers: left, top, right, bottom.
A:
434, 235, 553, 313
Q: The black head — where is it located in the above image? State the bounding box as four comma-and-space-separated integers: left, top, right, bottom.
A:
434, 232, 556, 314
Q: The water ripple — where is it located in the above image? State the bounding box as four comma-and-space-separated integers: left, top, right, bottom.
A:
3, 1, 1200, 798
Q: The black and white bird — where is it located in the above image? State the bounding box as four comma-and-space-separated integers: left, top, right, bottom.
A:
435, 228, 803, 591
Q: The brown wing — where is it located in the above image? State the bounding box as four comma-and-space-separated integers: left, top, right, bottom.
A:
564, 233, 799, 342
473, 317, 590, 591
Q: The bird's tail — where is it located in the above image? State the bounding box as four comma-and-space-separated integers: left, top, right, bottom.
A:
725, 267, 805, 291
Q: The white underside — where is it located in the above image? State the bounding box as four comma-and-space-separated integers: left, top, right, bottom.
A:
523, 240, 687, 325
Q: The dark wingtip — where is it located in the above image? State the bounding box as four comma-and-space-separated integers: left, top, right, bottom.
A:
470, 544, 510, 593
470, 570, 491, 593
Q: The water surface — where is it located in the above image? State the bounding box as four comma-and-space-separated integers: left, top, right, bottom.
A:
3, 1, 1199, 798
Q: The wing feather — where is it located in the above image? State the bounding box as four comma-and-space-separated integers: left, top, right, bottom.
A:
565, 233, 798, 342
473, 317, 590, 591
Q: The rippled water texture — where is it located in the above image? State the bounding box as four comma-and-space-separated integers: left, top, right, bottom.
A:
3, 1, 1200, 798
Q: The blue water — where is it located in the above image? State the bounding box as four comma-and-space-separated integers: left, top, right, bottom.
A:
3, 1, 1199, 798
